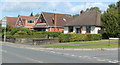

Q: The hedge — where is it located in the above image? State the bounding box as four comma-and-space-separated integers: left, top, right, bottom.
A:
59, 33, 102, 42
33, 31, 62, 38
13, 34, 46, 38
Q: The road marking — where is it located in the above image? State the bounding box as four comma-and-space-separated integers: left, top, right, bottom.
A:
3, 50, 44, 63
97, 59, 106, 61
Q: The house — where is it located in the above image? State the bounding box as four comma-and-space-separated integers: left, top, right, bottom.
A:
4, 12, 73, 32
34, 12, 73, 32
64, 11, 101, 34
16, 16, 37, 30
6, 17, 18, 27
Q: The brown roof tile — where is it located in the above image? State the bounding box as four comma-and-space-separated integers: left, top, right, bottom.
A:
42, 12, 73, 26
6, 17, 18, 27
20, 16, 36, 20
65, 11, 101, 26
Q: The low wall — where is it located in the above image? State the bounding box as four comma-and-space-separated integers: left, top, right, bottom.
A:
6, 38, 59, 45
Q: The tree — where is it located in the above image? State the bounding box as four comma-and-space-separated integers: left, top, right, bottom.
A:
35, 13, 40, 17
86, 7, 101, 13
73, 14, 79, 18
30, 12, 34, 16
101, 1, 120, 38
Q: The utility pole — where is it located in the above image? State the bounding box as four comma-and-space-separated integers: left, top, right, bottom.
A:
2, 17, 7, 42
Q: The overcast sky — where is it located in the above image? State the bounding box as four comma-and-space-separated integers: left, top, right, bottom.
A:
0, 0, 118, 19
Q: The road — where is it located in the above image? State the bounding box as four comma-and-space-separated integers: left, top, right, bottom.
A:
2, 42, 119, 63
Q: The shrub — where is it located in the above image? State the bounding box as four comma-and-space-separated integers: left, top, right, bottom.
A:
33, 31, 62, 38
13, 34, 46, 38
10, 27, 33, 35
59, 33, 102, 42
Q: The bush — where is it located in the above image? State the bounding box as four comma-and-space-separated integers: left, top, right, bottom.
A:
10, 27, 33, 35
59, 33, 102, 42
13, 34, 46, 38
33, 31, 62, 38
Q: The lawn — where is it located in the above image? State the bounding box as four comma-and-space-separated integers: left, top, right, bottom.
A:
53, 39, 119, 45
45, 43, 118, 48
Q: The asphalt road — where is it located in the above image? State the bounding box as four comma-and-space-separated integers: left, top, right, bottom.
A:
2, 43, 119, 63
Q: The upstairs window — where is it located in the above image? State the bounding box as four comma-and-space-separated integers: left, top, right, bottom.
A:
63, 18, 66, 22
28, 20, 34, 23
40, 18, 44, 23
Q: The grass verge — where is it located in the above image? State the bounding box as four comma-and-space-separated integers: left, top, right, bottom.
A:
45, 43, 118, 48
53, 39, 119, 45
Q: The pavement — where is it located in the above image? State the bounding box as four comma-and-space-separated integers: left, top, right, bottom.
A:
1, 41, 119, 63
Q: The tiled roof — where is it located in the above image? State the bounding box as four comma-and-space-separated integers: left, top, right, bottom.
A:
20, 16, 36, 20
6, 17, 18, 27
41, 12, 73, 26
65, 11, 101, 26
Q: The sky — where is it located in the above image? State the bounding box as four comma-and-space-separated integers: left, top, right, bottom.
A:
0, 0, 118, 19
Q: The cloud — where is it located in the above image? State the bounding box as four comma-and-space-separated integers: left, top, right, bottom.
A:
65, 2, 109, 14
0, 2, 113, 15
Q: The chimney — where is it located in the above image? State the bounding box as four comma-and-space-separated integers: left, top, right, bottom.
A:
54, 13, 57, 31
80, 10, 84, 14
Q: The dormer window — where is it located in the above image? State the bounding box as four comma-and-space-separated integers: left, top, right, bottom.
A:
63, 18, 66, 22
28, 20, 34, 23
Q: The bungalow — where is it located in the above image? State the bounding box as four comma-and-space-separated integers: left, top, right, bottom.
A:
64, 11, 101, 34
34, 12, 73, 32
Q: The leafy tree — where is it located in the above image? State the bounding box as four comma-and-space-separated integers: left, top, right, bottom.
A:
86, 7, 101, 13
30, 12, 34, 16
35, 13, 40, 17
101, 1, 120, 38
73, 14, 79, 18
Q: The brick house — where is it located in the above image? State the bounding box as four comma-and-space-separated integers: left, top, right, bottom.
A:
4, 12, 73, 32
6, 17, 18, 27
64, 11, 101, 34
34, 12, 73, 32
16, 16, 37, 30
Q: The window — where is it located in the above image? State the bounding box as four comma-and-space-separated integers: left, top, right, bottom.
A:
40, 19, 42, 22
86, 26, 91, 33
28, 20, 34, 23
69, 26, 73, 32
63, 18, 66, 22
76, 28, 80, 33
40, 18, 44, 23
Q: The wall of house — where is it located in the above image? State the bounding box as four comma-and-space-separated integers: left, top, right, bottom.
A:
64, 27, 69, 33
81, 26, 86, 34
90, 26, 101, 34
48, 28, 64, 32
24, 20, 36, 27
94, 27, 101, 34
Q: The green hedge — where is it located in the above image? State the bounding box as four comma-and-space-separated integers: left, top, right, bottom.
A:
59, 33, 102, 42
33, 31, 62, 38
13, 34, 46, 38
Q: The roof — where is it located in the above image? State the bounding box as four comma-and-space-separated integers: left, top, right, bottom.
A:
41, 12, 73, 26
20, 16, 36, 20
6, 17, 18, 27
65, 11, 101, 26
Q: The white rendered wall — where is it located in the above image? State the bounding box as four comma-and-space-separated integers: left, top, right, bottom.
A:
81, 26, 86, 34
91, 26, 95, 34
91, 26, 101, 34
73, 26, 80, 33
64, 27, 69, 33
94, 27, 101, 34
